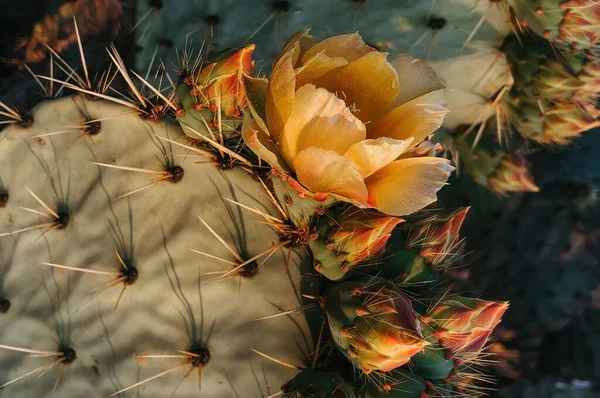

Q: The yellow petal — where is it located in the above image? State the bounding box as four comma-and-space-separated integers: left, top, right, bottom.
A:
367, 89, 448, 145
243, 75, 269, 134
343, 137, 414, 178
365, 157, 454, 216
331, 52, 400, 123
275, 29, 316, 67
296, 52, 348, 86
294, 147, 368, 202
266, 51, 296, 141
280, 84, 366, 167
301, 32, 375, 64
391, 55, 445, 106
241, 112, 288, 172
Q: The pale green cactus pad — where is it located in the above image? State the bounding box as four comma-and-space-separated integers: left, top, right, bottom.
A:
134, 0, 512, 131
0, 96, 314, 397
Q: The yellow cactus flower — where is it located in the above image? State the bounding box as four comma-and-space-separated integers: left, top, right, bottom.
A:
243, 31, 454, 216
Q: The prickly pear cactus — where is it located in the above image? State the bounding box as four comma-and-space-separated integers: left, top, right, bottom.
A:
0, 18, 510, 397
0, 96, 314, 397
134, 0, 513, 132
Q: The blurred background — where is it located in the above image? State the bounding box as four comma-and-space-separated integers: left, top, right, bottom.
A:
0, 0, 598, 396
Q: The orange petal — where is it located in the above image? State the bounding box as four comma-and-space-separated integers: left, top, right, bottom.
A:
343, 137, 413, 177
241, 113, 288, 172
243, 75, 270, 134
296, 52, 348, 86
275, 29, 316, 67
365, 157, 454, 216
301, 32, 375, 64
294, 147, 368, 202
331, 52, 400, 123
266, 50, 296, 141
211, 44, 255, 76
280, 84, 366, 166
390, 55, 446, 106
368, 89, 448, 145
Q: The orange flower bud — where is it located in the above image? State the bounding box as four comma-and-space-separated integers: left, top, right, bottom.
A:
427, 297, 508, 354
488, 154, 539, 196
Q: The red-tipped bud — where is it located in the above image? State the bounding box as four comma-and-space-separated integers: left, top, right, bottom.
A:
488, 154, 538, 196
193, 45, 255, 118
427, 297, 509, 354
332, 209, 403, 265
413, 208, 469, 264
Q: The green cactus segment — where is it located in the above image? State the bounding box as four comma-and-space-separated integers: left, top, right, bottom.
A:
455, 134, 505, 189
409, 328, 456, 381
135, 0, 511, 131
281, 370, 357, 398
507, 0, 600, 50
324, 276, 428, 373
272, 176, 332, 228
309, 220, 346, 281
379, 248, 440, 286
174, 46, 254, 140
506, 0, 565, 42
502, 33, 600, 145
308, 207, 402, 281
504, 35, 598, 102
360, 368, 426, 398
379, 208, 469, 285
503, 87, 600, 145
175, 79, 227, 140
0, 96, 313, 396
456, 131, 539, 194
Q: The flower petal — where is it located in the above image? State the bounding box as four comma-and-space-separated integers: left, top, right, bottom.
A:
343, 137, 414, 177
275, 29, 316, 67
331, 52, 400, 123
280, 84, 366, 166
296, 52, 348, 86
241, 112, 288, 172
365, 157, 454, 216
294, 147, 368, 202
367, 89, 448, 145
266, 50, 296, 140
390, 55, 446, 106
211, 44, 255, 76
243, 75, 270, 134
301, 32, 375, 64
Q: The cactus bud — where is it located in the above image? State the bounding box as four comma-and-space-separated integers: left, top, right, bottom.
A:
427, 297, 508, 355
488, 154, 539, 196
176, 45, 255, 139
195, 45, 256, 117
326, 277, 428, 373
309, 208, 403, 280
456, 134, 538, 195
409, 208, 469, 265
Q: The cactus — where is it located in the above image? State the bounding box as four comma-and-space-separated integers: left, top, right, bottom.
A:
454, 132, 539, 195
134, 0, 513, 133
505, 0, 600, 50
0, 8, 513, 398
280, 370, 358, 398
0, 94, 317, 397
